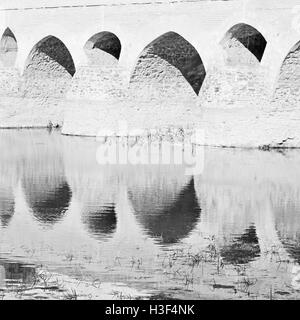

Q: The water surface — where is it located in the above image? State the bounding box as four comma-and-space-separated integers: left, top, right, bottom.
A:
0, 129, 300, 300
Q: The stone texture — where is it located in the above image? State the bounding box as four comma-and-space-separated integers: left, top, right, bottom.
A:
130, 32, 206, 97
273, 42, 300, 111
23, 36, 75, 100
67, 51, 126, 101
1, 0, 300, 147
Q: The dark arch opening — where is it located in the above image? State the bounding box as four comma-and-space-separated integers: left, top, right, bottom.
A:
25, 35, 75, 77
0, 28, 18, 67
23, 36, 75, 100
81, 203, 117, 241
84, 31, 121, 61
221, 23, 267, 64
131, 31, 206, 95
129, 178, 201, 245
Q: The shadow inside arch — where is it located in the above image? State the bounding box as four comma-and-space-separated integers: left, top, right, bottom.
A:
25, 35, 76, 76
221, 23, 267, 64
130, 31, 206, 95
0, 27, 18, 67
84, 31, 121, 61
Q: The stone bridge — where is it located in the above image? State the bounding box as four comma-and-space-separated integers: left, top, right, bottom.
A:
1, 0, 300, 147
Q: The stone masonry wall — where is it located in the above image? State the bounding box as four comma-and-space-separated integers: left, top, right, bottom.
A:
0, 68, 20, 97
273, 42, 300, 111
67, 50, 126, 101
63, 31, 207, 137
2, 1, 300, 147
199, 26, 269, 109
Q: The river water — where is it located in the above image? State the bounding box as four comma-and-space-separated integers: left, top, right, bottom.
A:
0, 129, 300, 300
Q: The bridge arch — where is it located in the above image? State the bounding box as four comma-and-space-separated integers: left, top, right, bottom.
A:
273, 40, 300, 110
25, 35, 75, 76
23, 35, 75, 100
129, 31, 206, 97
199, 23, 268, 109
221, 23, 267, 66
65, 31, 124, 102
0, 27, 18, 67
84, 31, 121, 65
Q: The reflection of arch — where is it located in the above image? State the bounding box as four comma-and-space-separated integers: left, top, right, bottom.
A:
221, 23, 267, 65
220, 225, 261, 265
23, 181, 71, 226
20, 130, 72, 226
62, 136, 119, 240
0, 190, 14, 227
129, 178, 200, 245
23, 36, 75, 99
81, 203, 117, 241
0, 28, 18, 67
84, 31, 121, 63
130, 31, 206, 95
274, 202, 300, 264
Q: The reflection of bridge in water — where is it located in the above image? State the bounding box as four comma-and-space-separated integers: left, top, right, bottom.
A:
0, 130, 300, 271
